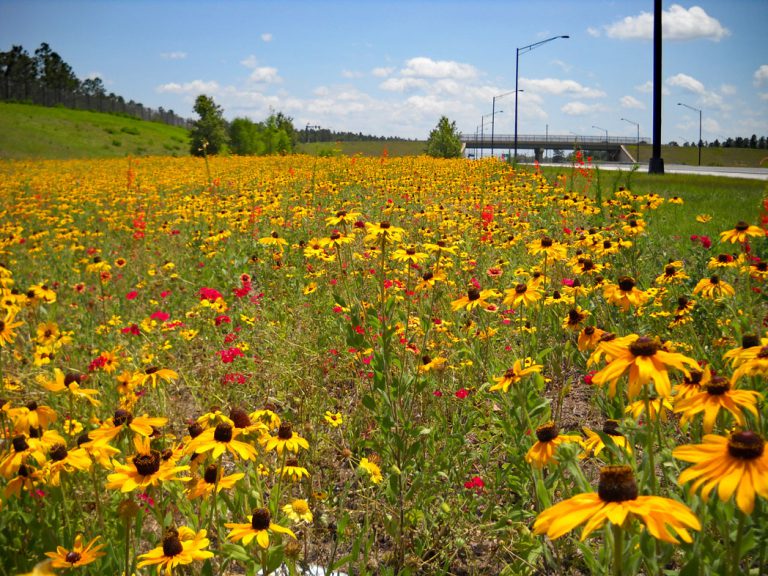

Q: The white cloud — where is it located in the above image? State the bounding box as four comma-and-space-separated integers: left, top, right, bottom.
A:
587, 26, 600, 37
620, 95, 645, 109
249, 67, 281, 84
400, 57, 478, 80
371, 66, 394, 78
240, 55, 259, 69
635, 80, 670, 95
754, 65, 768, 87
520, 78, 606, 99
261, 33, 273, 42
550, 59, 572, 73
341, 69, 364, 79
604, 4, 729, 41
156, 80, 221, 94
760, 93, 768, 102
561, 101, 604, 116
720, 84, 737, 96
161, 51, 187, 60
666, 73, 705, 94
379, 77, 430, 92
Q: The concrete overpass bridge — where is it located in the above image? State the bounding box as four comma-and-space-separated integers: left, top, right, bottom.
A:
460, 133, 649, 162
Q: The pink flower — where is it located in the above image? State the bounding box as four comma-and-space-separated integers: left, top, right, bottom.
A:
433, 390, 443, 397
455, 388, 469, 399
199, 287, 223, 302
126, 291, 138, 300
464, 476, 485, 491
150, 310, 170, 322
218, 347, 244, 363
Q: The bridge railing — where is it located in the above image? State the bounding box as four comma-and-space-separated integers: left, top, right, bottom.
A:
460, 133, 649, 146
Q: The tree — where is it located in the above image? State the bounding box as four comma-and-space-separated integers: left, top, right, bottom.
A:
34, 42, 79, 92
190, 94, 228, 156
229, 117, 264, 155
426, 116, 462, 158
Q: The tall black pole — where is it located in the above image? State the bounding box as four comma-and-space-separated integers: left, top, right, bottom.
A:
491, 96, 496, 158
513, 48, 520, 163
698, 108, 702, 166
648, 0, 664, 174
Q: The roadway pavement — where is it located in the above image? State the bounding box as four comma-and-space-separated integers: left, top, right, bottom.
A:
534, 161, 768, 181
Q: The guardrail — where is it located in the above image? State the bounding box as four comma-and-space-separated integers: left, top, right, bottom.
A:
460, 134, 649, 145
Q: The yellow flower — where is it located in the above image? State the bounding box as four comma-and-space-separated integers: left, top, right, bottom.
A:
0, 310, 24, 347
364, 221, 404, 244
282, 499, 314, 523
226, 508, 296, 548
185, 422, 259, 461
323, 411, 343, 427
525, 422, 582, 468
533, 466, 700, 544
137, 527, 214, 573
602, 276, 648, 311
141, 366, 179, 388
450, 287, 499, 312
358, 457, 383, 484
106, 436, 189, 492
263, 422, 309, 455
590, 335, 698, 399
489, 359, 543, 393
674, 431, 768, 514
693, 275, 735, 299
45, 534, 105, 568
502, 282, 542, 308
37, 369, 100, 406
185, 464, 244, 500
720, 221, 764, 243
87, 409, 167, 445
278, 458, 311, 482
696, 214, 712, 223
673, 376, 761, 433
581, 421, 633, 459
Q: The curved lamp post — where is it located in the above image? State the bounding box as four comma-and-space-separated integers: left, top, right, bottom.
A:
621, 117, 640, 163
514, 35, 569, 162
480, 112, 500, 158
491, 90, 521, 158
677, 102, 702, 166
592, 125, 608, 141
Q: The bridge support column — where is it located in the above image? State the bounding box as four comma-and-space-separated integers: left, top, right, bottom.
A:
534, 148, 543, 162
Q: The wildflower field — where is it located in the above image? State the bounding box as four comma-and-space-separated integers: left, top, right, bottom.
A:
0, 154, 766, 576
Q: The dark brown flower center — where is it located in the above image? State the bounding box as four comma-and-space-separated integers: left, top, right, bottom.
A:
515, 283, 527, 294
602, 419, 623, 437
584, 326, 595, 336
406, 247, 416, 255
188, 422, 204, 438
677, 296, 690, 309
735, 221, 749, 231
26, 401, 38, 411
629, 219, 638, 227
541, 236, 553, 248
114, 409, 133, 427
251, 508, 271, 530
710, 275, 720, 285
64, 372, 82, 387
664, 265, 676, 275
618, 276, 635, 291
467, 287, 480, 301
603, 240, 613, 249
597, 465, 638, 502
335, 210, 346, 217
65, 551, 82, 564
684, 369, 703, 385
535, 422, 559, 442
271, 231, 279, 238
422, 271, 433, 281
757, 346, 768, 359
12, 436, 29, 452
162, 529, 184, 557
230, 408, 251, 429
330, 231, 341, 240
278, 422, 293, 440
717, 254, 730, 263
705, 376, 730, 395
727, 431, 764, 459
204, 464, 218, 484
757, 262, 768, 272
214, 423, 233, 442
379, 221, 391, 229
49, 443, 68, 462
629, 336, 659, 357
134, 450, 161, 476
145, 366, 159, 375
551, 290, 561, 299
582, 259, 595, 271
568, 309, 584, 324
421, 355, 431, 365
286, 458, 299, 468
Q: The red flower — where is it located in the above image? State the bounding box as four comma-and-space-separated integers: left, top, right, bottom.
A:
150, 310, 170, 322
455, 388, 469, 399
126, 291, 138, 300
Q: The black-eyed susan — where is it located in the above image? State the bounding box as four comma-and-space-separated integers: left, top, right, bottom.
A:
563, 306, 589, 331
358, 456, 383, 484
621, 216, 646, 236
106, 436, 189, 493
693, 275, 735, 299
258, 231, 289, 249
655, 261, 689, 285
731, 344, 768, 382
602, 276, 648, 311
722, 334, 766, 368
450, 287, 500, 312
7, 400, 57, 433
527, 235, 567, 260
489, 359, 543, 393
282, 498, 314, 523
720, 221, 764, 244
225, 508, 296, 548
185, 422, 259, 461
590, 335, 698, 399
674, 365, 711, 401
533, 466, 700, 544
749, 259, 768, 281
581, 420, 633, 459
263, 422, 309, 455
325, 209, 361, 227
186, 463, 244, 500
37, 369, 100, 407
141, 366, 179, 388
17, 560, 56, 576
578, 325, 606, 352
390, 245, 428, 265
625, 396, 674, 423
673, 376, 761, 433
674, 431, 768, 514
3, 463, 42, 499
525, 422, 582, 468
502, 282, 542, 308
364, 221, 404, 244
323, 411, 343, 427
278, 457, 310, 482
0, 435, 46, 478
137, 527, 214, 574
88, 408, 168, 444
44, 534, 105, 569
419, 354, 448, 373
43, 442, 91, 485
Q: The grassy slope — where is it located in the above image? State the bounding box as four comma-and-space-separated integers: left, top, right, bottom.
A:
0, 102, 189, 159
295, 140, 426, 157
633, 144, 768, 167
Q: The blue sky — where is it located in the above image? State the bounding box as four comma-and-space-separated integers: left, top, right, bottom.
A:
2, 0, 766, 143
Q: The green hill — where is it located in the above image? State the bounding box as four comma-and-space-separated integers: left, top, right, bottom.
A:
0, 102, 190, 159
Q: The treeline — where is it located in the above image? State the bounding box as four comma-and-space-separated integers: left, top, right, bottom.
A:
302, 127, 415, 143
0, 43, 190, 127
672, 135, 768, 149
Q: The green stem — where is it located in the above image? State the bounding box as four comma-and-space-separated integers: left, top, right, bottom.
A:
612, 523, 624, 576
731, 510, 746, 576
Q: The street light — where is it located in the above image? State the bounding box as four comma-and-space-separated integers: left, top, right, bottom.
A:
514, 34, 569, 163
491, 89, 522, 159
480, 112, 501, 158
592, 125, 608, 141
621, 117, 640, 163
678, 102, 702, 166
